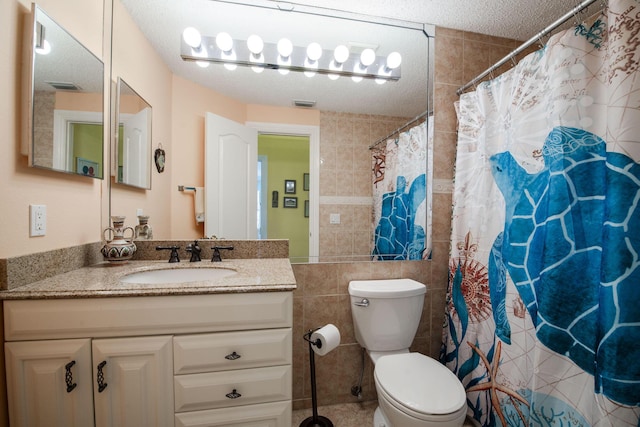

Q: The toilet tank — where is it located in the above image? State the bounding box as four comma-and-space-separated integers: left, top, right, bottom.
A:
348, 279, 426, 352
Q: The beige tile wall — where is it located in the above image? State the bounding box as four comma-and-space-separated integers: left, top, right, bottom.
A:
318, 111, 408, 260
290, 26, 523, 410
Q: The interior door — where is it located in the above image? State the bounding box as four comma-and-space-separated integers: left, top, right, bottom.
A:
122, 108, 151, 187
205, 113, 258, 239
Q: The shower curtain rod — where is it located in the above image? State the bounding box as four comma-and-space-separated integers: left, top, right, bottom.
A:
456, 0, 600, 95
369, 110, 431, 149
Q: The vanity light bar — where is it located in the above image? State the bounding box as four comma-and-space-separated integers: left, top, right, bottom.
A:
180, 34, 401, 82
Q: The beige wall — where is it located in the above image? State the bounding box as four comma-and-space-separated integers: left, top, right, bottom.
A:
0, 0, 107, 259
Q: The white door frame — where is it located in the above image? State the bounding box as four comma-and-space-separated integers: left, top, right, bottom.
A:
246, 122, 319, 262
53, 109, 103, 170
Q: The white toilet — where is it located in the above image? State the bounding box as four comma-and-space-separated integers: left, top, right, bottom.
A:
349, 279, 467, 427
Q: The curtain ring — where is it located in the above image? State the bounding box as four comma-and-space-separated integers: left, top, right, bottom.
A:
572, 1, 582, 25
510, 54, 517, 68
537, 31, 546, 48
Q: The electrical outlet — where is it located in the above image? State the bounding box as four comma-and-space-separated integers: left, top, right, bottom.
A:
30, 204, 46, 236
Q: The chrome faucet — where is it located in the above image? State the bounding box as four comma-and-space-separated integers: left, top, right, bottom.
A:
186, 240, 202, 262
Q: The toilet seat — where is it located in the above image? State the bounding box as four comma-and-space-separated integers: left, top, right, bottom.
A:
374, 353, 466, 422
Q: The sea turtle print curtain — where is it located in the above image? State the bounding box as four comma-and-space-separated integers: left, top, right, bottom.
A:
442, 1, 640, 425
372, 117, 432, 260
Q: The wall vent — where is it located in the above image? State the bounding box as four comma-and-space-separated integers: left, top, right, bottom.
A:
293, 99, 316, 108
46, 81, 82, 91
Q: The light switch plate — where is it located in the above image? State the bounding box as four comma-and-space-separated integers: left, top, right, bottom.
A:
330, 213, 341, 224
30, 204, 46, 236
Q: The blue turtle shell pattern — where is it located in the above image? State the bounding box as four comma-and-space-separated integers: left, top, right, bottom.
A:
488, 126, 640, 406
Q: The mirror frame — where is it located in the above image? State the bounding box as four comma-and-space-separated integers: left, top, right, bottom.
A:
23, 3, 105, 179
114, 76, 152, 189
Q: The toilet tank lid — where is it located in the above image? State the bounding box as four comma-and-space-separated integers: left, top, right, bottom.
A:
348, 279, 426, 298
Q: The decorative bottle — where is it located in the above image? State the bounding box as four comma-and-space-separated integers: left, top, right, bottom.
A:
101, 216, 137, 263
135, 215, 153, 240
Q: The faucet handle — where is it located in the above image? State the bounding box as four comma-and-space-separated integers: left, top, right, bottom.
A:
156, 246, 180, 263
211, 246, 234, 262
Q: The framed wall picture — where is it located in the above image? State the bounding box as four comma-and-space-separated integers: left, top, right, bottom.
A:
77, 158, 98, 177
303, 173, 309, 191
283, 197, 297, 208
285, 179, 296, 194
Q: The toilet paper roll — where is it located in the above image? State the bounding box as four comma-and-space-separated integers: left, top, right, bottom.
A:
310, 324, 341, 356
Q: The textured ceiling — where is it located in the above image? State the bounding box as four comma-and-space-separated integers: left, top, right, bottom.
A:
118, 0, 600, 118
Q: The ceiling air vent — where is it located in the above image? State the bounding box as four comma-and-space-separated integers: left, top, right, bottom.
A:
47, 81, 82, 91
293, 99, 316, 108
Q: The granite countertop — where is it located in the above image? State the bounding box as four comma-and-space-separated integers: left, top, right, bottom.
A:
0, 258, 296, 300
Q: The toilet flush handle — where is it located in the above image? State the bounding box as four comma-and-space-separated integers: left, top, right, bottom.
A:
353, 298, 369, 307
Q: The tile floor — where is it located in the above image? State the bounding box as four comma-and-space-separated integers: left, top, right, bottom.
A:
292, 402, 477, 426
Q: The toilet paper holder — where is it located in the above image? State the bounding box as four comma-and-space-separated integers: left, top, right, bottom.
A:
300, 327, 335, 427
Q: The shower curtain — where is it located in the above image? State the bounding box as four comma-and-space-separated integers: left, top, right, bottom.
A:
372, 117, 432, 260
443, 1, 640, 426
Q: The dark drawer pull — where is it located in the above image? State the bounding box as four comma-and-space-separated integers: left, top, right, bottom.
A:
225, 351, 241, 361
97, 361, 108, 392
225, 389, 242, 399
65, 360, 77, 393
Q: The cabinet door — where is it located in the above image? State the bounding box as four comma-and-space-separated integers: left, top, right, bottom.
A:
92, 335, 173, 427
5, 338, 94, 427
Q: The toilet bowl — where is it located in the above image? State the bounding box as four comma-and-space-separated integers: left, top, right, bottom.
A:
348, 279, 467, 427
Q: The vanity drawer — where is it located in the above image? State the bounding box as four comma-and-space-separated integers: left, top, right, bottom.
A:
175, 401, 291, 427
174, 328, 292, 374
174, 365, 291, 412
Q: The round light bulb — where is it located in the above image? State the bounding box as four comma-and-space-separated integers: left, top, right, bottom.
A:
306, 42, 322, 62
277, 38, 293, 58
360, 48, 376, 67
375, 78, 386, 85
183, 27, 202, 49
197, 61, 210, 68
247, 34, 263, 55
215, 32, 233, 53
333, 45, 349, 64
386, 52, 402, 69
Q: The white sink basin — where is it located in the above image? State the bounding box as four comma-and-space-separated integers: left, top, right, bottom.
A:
121, 268, 236, 285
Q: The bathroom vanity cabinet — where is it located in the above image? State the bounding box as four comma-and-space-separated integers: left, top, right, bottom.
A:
3, 292, 293, 427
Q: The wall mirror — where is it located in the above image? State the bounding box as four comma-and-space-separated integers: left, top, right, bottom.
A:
112, 0, 434, 262
114, 77, 152, 189
23, 4, 104, 179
